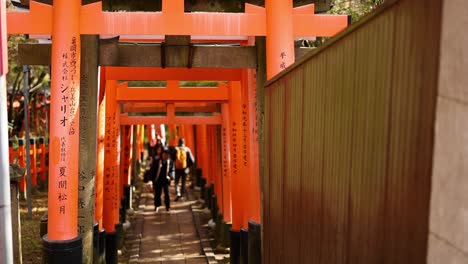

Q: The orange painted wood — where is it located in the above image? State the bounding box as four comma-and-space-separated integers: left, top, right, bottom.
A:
103, 80, 120, 233
240, 70, 251, 228
79, 2, 265, 36
120, 114, 223, 126
146, 124, 154, 146
266, 0, 294, 80
229, 81, 243, 230
178, 124, 186, 139
8, 2, 347, 38
293, 4, 315, 14
116, 86, 229, 102
168, 124, 178, 146
30, 140, 37, 186
205, 126, 213, 185
195, 125, 207, 179
98, 67, 106, 104
129, 125, 134, 181
105, 67, 243, 81
294, 15, 348, 37
8, 144, 13, 163
183, 125, 195, 151
139, 125, 145, 160
136, 124, 145, 161
221, 103, 232, 222
6, 1, 52, 34
120, 125, 132, 200
95, 95, 105, 229
0, 0, 7, 75
214, 127, 223, 214
47, 0, 81, 241
19, 143, 26, 192
39, 140, 47, 181
119, 126, 126, 200
135, 125, 141, 162
211, 126, 217, 188
247, 68, 261, 224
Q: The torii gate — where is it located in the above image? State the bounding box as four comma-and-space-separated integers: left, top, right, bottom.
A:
5, 0, 348, 262
99, 66, 262, 263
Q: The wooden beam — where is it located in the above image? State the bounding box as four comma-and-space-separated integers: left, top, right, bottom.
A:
106, 67, 243, 81
122, 102, 219, 113
119, 114, 222, 125
18, 43, 257, 68
163, 35, 191, 68
18, 42, 51, 65
18, 43, 314, 68
100, 44, 257, 68
116, 86, 229, 102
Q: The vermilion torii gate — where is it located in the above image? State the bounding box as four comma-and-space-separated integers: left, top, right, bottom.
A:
5, 0, 348, 263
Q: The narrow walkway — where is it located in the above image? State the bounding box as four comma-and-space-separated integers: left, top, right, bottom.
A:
126, 183, 208, 264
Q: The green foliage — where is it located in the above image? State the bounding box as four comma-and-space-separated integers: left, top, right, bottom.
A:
328, 0, 384, 22
305, 0, 385, 48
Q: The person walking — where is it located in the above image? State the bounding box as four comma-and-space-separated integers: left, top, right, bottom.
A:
174, 138, 195, 201
150, 148, 174, 213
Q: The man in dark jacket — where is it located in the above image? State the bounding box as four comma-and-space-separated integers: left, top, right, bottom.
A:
151, 149, 175, 212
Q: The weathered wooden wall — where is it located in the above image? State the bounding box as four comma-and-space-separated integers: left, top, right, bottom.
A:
263, 0, 442, 263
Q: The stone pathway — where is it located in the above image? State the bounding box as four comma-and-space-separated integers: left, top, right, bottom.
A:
126, 184, 208, 264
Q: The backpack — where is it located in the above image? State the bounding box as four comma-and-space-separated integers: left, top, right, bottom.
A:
175, 147, 187, 169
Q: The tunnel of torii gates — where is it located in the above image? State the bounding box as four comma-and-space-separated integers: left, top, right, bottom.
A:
1, 0, 348, 262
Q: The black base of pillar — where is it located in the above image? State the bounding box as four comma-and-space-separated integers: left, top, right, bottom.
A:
93, 223, 100, 264
120, 200, 126, 223
230, 229, 241, 264
221, 222, 232, 247
40, 213, 48, 238
105, 232, 117, 264
98, 229, 106, 264
195, 169, 202, 187
211, 195, 218, 220
124, 185, 132, 209
115, 223, 123, 248
240, 228, 249, 264
248, 220, 261, 264
200, 178, 207, 200
206, 184, 213, 209
215, 214, 223, 240
42, 235, 82, 264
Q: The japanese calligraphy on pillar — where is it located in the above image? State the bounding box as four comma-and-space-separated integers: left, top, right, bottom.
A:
222, 127, 229, 178
123, 126, 131, 183
231, 121, 238, 174
57, 37, 79, 217
104, 112, 118, 210
252, 71, 259, 142
280, 51, 287, 69
242, 104, 248, 167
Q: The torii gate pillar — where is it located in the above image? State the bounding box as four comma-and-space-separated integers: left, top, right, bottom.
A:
43, 0, 83, 262
266, 0, 295, 79
0, 0, 14, 262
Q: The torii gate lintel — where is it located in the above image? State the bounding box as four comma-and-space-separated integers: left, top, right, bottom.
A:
7, 1, 348, 38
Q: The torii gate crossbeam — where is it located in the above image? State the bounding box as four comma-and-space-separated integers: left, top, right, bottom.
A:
7, 1, 348, 37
